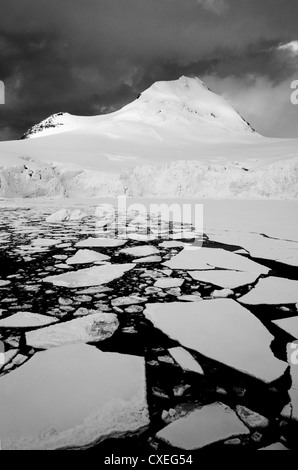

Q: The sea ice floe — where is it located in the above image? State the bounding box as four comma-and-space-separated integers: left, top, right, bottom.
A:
144, 299, 286, 382
111, 296, 148, 307
76, 238, 126, 248
32, 238, 62, 247
154, 278, 184, 289
280, 343, 298, 422
126, 234, 157, 241
178, 295, 202, 302
0, 280, 11, 287
189, 270, 260, 289
156, 402, 249, 450
134, 256, 162, 263
119, 245, 160, 257
43, 263, 135, 288
26, 312, 119, 348
211, 289, 234, 299
239, 277, 298, 305
159, 241, 188, 248
164, 247, 269, 274
46, 209, 87, 223
272, 317, 298, 339
171, 232, 195, 240
207, 230, 298, 267
0, 344, 149, 449
259, 443, 289, 450
66, 249, 110, 265
0, 312, 58, 328
168, 347, 204, 375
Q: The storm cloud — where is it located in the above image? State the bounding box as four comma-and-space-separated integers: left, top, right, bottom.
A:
0, 0, 297, 139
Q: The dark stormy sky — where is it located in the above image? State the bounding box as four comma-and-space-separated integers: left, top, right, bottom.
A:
0, 0, 298, 140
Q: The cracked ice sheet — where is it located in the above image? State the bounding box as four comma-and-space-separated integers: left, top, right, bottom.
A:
206, 230, 298, 267
189, 270, 260, 289
0, 344, 149, 450
42, 263, 135, 288
156, 403, 249, 450
164, 247, 269, 274
239, 277, 298, 305
144, 299, 286, 383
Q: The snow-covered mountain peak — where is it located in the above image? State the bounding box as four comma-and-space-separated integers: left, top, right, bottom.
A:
21, 112, 77, 139
21, 76, 256, 140
130, 76, 255, 133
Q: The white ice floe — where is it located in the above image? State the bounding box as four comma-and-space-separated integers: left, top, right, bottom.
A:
32, 238, 62, 247
144, 299, 286, 382
46, 209, 87, 223
164, 247, 269, 274
281, 343, 298, 422
156, 402, 249, 450
259, 443, 289, 450
134, 256, 162, 263
178, 295, 202, 302
0, 312, 58, 328
211, 289, 234, 298
0, 344, 149, 449
207, 230, 298, 267
119, 245, 159, 257
272, 317, 298, 339
171, 232, 195, 240
43, 263, 135, 288
26, 312, 119, 348
66, 249, 110, 265
46, 209, 70, 223
154, 278, 184, 289
126, 234, 157, 242
111, 296, 148, 307
69, 210, 87, 221
239, 277, 298, 305
168, 347, 204, 375
76, 238, 126, 248
0, 280, 11, 287
189, 270, 260, 289
159, 241, 188, 248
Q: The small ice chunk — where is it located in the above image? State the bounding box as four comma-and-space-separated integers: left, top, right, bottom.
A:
168, 347, 204, 375
26, 312, 119, 349
66, 250, 110, 265
154, 278, 184, 289
76, 238, 126, 248
120, 245, 159, 257
156, 402, 249, 450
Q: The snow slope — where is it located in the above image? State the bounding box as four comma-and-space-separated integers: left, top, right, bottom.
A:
0, 76, 297, 198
